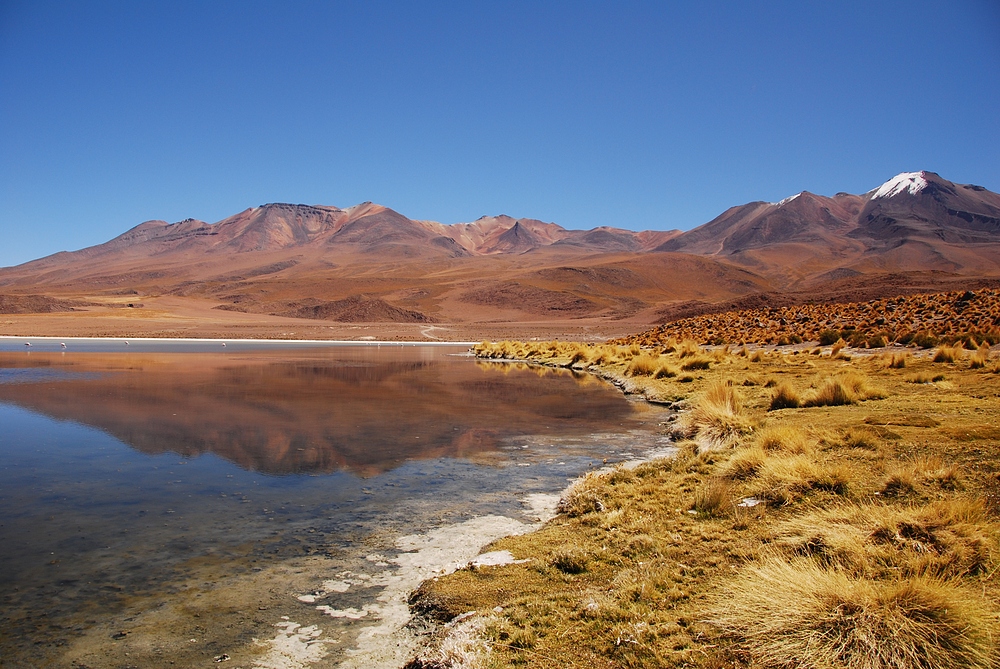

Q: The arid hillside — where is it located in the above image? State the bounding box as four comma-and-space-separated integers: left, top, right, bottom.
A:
1, 171, 998, 340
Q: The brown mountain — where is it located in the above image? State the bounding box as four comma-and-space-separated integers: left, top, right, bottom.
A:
656, 171, 1000, 286
1, 171, 998, 340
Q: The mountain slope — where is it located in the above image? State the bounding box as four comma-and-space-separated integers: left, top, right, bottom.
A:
1, 171, 998, 336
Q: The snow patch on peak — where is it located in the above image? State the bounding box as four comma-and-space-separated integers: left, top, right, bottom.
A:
776, 193, 802, 206
871, 172, 928, 199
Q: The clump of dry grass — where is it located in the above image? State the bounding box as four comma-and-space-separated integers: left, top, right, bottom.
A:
410, 614, 489, 669
691, 478, 734, 516
802, 372, 885, 407
673, 382, 756, 451
747, 455, 853, 505
721, 445, 768, 480
933, 344, 965, 363
841, 426, 882, 451
883, 456, 964, 495
769, 381, 801, 410
768, 499, 997, 579
906, 372, 946, 384
888, 353, 909, 369
970, 344, 991, 369
677, 339, 701, 358
754, 425, 812, 454
551, 548, 588, 574
557, 473, 606, 517
625, 352, 659, 376
708, 558, 997, 669
653, 362, 678, 379
680, 355, 712, 371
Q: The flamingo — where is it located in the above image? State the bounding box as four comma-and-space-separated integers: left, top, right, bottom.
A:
24, 342, 31, 347
60, 342, 67, 348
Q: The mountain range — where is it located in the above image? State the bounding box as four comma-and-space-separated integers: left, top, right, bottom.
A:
2, 171, 998, 339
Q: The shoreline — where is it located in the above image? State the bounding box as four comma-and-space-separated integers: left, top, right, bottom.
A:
0, 335, 479, 346
412, 338, 1000, 668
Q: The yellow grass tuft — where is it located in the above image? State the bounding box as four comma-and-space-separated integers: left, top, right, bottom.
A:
768, 381, 801, 410
933, 344, 965, 363
888, 353, 909, 369
803, 372, 885, 407
680, 355, 712, 371
556, 472, 606, 517
754, 425, 812, 454
691, 478, 734, 516
970, 344, 991, 369
831, 338, 848, 357
677, 339, 701, 358
747, 454, 853, 505
721, 445, 768, 480
884, 456, 964, 495
673, 382, 756, 451
625, 352, 659, 376
653, 362, 678, 379
768, 499, 997, 579
708, 558, 997, 669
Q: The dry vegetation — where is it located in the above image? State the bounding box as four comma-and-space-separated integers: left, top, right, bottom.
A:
616, 288, 1000, 348
410, 332, 1000, 669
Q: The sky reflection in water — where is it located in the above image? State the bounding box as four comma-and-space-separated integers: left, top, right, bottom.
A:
0, 344, 668, 663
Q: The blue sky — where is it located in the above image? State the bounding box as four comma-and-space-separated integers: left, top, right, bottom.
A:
1, 1, 998, 268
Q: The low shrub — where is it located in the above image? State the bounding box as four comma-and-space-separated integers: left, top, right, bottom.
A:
818, 329, 842, 346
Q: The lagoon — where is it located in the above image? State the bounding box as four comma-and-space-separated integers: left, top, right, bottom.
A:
0, 341, 671, 668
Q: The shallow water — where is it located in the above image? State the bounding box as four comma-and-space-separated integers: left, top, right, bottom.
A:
0, 342, 671, 668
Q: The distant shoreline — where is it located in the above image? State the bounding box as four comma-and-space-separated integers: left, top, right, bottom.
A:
0, 335, 478, 346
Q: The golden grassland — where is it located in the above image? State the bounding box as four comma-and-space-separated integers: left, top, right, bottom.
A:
408, 337, 1000, 669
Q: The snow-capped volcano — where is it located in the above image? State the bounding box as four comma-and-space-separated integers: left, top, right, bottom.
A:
870, 171, 929, 199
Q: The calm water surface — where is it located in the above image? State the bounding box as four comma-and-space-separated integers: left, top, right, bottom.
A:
0, 340, 671, 668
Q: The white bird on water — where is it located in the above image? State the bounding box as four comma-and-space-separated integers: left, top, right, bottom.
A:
24, 342, 31, 347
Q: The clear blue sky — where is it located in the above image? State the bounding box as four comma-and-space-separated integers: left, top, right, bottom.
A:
2, 1, 998, 268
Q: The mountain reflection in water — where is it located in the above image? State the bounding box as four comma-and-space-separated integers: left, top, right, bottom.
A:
0, 347, 634, 476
